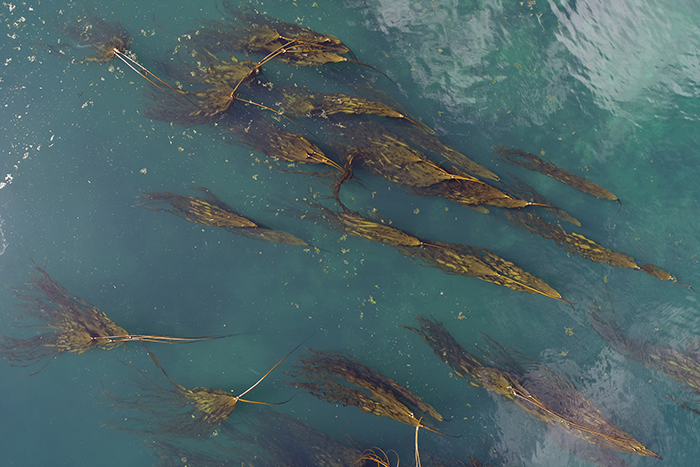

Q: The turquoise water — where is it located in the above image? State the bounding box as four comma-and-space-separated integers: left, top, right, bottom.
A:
1, 0, 699, 465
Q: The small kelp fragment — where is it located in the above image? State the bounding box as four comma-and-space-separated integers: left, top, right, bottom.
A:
502, 173, 581, 226
493, 146, 619, 201
54, 12, 131, 62
279, 86, 430, 132
403, 315, 662, 461
0, 260, 227, 372
638, 263, 694, 291
506, 210, 693, 289
137, 187, 309, 246
590, 300, 700, 415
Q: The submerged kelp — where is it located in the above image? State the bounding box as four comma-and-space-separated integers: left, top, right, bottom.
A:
402, 315, 662, 462
590, 302, 700, 415
224, 113, 343, 172
137, 187, 309, 246
150, 408, 367, 467
493, 146, 619, 202
506, 210, 693, 290
54, 12, 131, 62
307, 200, 567, 303
288, 349, 444, 426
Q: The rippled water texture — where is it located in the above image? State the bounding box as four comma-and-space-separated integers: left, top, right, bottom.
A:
1, 0, 699, 466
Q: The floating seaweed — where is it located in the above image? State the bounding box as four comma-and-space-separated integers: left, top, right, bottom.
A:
0, 260, 227, 372
402, 315, 662, 461
224, 113, 343, 173
278, 85, 432, 133
327, 121, 534, 211
589, 300, 700, 416
493, 146, 619, 202
506, 210, 693, 290
306, 200, 567, 304
106, 337, 309, 438
137, 187, 309, 246
191, 2, 389, 79
53, 12, 131, 63
287, 349, 449, 466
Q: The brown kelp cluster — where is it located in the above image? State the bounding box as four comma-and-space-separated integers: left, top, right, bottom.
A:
18, 3, 695, 466
0, 262, 224, 371
137, 187, 309, 246
0, 263, 129, 367
278, 85, 432, 133
590, 302, 700, 415
53, 12, 131, 62
287, 349, 448, 466
106, 338, 306, 438
493, 146, 619, 202
506, 210, 693, 289
402, 315, 662, 462
309, 200, 568, 304
288, 349, 444, 427
329, 121, 532, 211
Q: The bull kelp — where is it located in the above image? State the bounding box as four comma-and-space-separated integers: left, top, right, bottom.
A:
506, 210, 693, 290
224, 113, 343, 172
493, 146, 619, 202
106, 339, 307, 438
307, 200, 567, 304
590, 302, 700, 415
0, 261, 224, 372
187, 2, 385, 76
402, 315, 662, 462
328, 121, 530, 210
53, 12, 131, 63
287, 349, 448, 466
278, 85, 432, 133
137, 187, 309, 246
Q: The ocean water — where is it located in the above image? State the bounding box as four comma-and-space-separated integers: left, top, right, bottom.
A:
1, 0, 699, 466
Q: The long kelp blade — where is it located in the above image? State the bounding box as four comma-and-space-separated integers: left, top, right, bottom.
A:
493, 146, 619, 201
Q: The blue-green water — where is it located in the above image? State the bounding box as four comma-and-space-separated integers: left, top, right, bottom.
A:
1, 0, 699, 465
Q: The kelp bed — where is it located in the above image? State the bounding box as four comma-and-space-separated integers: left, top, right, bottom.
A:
2, 2, 696, 467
